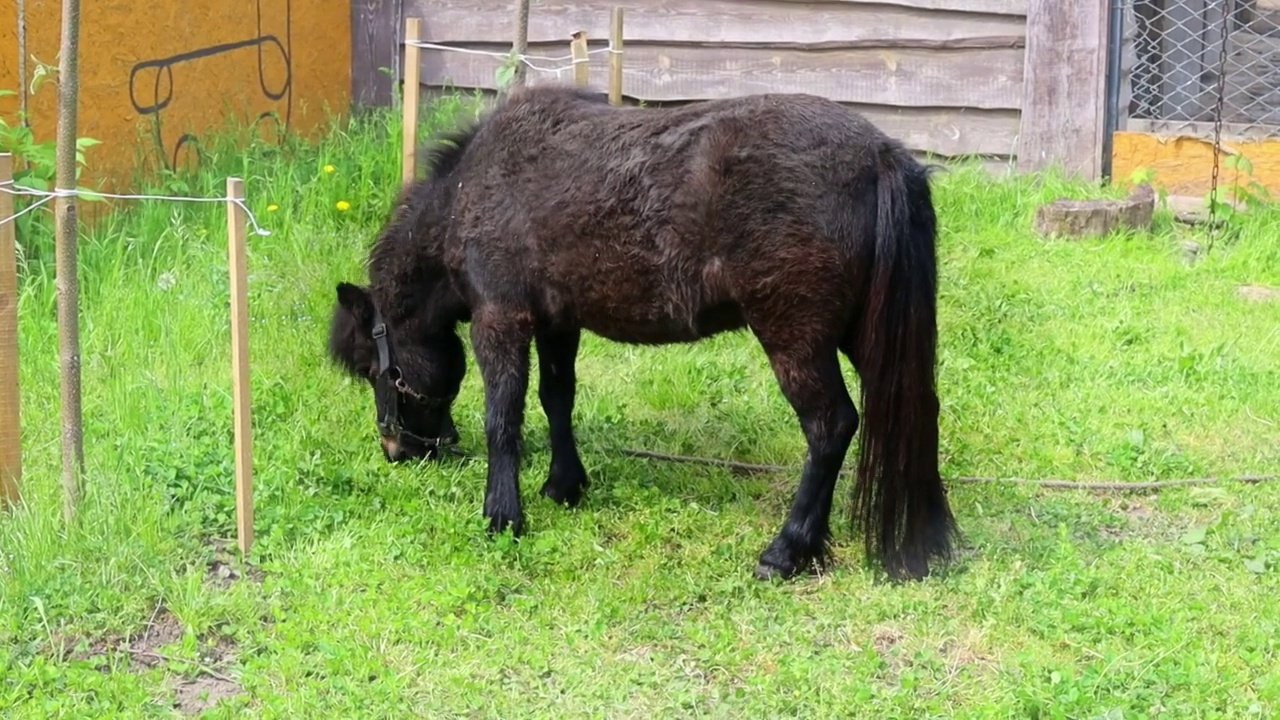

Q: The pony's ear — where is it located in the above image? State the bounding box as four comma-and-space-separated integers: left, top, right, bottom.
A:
329, 281, 376, 377
335, 282, 374, 322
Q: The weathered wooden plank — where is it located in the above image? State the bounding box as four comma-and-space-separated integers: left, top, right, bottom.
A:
411, 84, 1021, 157
417, 42, 1024, 110
351, 0, 404, 107
839, 106, 1021, 157
408, 0, 1026, 49
1017, 0, 1108, 178
409, 89, 1020, 159
916, 153, 1015, 177
768, 0, 1026, 15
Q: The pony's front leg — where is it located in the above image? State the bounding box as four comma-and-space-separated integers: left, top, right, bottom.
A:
470, 307, 534, 537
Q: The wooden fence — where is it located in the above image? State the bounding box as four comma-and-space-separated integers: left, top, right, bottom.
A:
351, 0, 1128, 179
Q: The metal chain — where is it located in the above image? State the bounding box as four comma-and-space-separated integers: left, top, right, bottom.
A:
1207, 0, 1235, 253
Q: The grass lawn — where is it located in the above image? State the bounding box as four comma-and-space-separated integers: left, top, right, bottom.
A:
2, 96, 1279, 718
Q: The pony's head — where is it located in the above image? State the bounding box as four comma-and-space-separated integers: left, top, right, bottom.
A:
328, 281, 466, 462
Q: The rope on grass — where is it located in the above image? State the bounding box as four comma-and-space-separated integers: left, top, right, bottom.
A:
0, 180, 272, 236
436, 444, 1275, 492
615, 448, 1279, 493
405, 40, 620, 78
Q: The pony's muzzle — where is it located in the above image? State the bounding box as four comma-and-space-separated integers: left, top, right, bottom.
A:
381, 435, 410, 463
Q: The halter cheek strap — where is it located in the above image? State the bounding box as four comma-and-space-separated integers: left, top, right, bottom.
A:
369, 308, 455, 448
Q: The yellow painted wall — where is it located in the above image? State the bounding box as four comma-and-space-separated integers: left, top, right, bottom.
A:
1111, 130, 1280, 198
1, 0, 351, 192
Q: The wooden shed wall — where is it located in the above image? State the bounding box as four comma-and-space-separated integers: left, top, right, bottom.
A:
362, 0, 1030, 170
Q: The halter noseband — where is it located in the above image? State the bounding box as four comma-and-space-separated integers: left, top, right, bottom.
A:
370, 308, 454, 449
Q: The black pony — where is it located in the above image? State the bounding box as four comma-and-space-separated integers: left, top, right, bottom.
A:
328, 84, 957, 581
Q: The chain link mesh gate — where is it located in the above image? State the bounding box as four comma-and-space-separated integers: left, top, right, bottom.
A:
1119, 0, 1280, 230
1129, 0, 1280, 133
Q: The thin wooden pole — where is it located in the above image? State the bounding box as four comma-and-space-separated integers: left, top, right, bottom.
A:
55, 0, 84, 522
609, 7, 624, 106
402, 17, 422, 185
511, 0, 531, 88
17, 0, 28, 125
570, 31, 590, 87
226, 177, 254, 556
0, 154, 21, 511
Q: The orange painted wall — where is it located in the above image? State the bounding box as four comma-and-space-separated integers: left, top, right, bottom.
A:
1, 0, 351, 192
1111, 130, 1280, 198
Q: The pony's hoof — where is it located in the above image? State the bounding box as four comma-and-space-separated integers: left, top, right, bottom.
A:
755, 534, 826, 581
754, 544, 801, 581
540, 463, 588, 508
753, 561, 796, 581
540, 480, 584, 507
485, 510, 525, 538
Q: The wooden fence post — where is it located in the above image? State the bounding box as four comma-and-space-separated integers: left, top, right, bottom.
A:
0, 154, 21, 511
226, 178, 254, 556
402, 17, 422, 185
1017, 0, 1110, 179
609, 8, 624, 105
571, 31, 590, 87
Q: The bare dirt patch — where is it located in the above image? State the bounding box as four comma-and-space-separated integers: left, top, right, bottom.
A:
206, 538, 265, 588
173, 676, 243, 715
859, 623, 996, 695
128, 606, 187, 669
48, 605, 245, 715
1239, 285, 1280, 303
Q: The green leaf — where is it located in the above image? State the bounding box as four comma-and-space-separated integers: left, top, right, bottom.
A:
1243, 557, 1267, 574
0, 89, 16, 98
1128, 166, 1156, 185
13, 175, 49, 191
75, 137, 102, 149
494, 64, 516, 89
76, 187, 106, 202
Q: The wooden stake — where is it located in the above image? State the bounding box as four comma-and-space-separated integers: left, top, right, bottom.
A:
0, 154, 21, 511
570, 31, 590, 87
55, 0, 84, 522
511, 0, 531, 88
402, 17, 422, 185
226, 177, 254, 556
608, 8, 624, 106
17, 0, 28, 124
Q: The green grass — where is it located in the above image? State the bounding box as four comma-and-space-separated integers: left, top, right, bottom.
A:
2, 94, 1279, 717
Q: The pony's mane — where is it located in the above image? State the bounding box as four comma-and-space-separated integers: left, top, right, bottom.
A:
414, 86, 612, 184
367, 84, 619, 313
417, 125, 479, 183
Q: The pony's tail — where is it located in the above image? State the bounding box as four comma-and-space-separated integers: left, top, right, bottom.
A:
849, 146, 957, 581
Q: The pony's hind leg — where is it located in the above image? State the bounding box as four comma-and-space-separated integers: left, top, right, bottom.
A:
535, 325, 589, 507
470, 307, 535, 537
753, 339, 859, 580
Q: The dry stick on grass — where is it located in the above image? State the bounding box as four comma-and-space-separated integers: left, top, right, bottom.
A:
617, 448, 1278, 492
54, 0, 85, 521
123, 648, 238, 684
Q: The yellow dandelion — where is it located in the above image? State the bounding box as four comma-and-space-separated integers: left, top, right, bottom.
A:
336, 200, 351, 211
266, 203, 279, 212
323, 164, 336, 174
